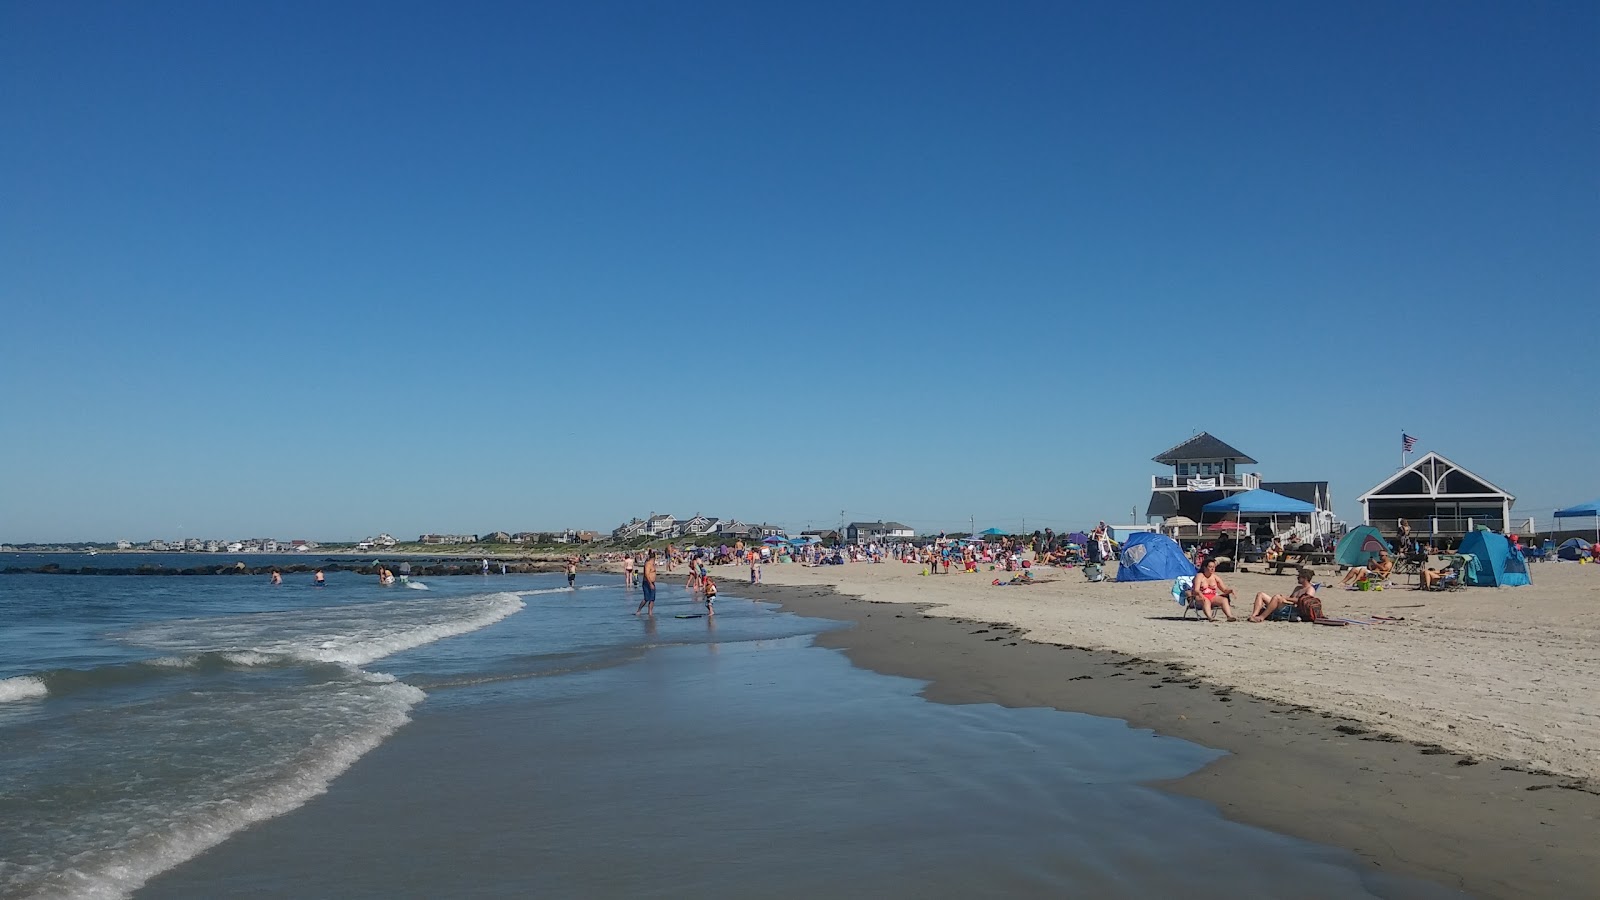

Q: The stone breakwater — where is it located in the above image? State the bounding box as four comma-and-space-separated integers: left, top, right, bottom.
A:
2, 561, 568, 577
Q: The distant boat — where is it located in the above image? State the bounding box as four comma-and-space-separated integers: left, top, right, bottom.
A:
87, 548, 98, 556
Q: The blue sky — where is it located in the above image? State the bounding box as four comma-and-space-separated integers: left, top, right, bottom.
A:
3, 1, 1595, 542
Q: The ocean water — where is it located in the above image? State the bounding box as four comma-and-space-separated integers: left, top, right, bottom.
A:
0, 557, 1458, 899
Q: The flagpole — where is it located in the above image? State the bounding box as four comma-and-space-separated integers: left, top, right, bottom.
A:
1400, 429, 1405, 469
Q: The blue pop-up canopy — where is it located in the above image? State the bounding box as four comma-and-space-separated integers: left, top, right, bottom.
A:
1201, 489, 1316, 515
1555, 499, 1600, 543
1554, 499, 1600, 518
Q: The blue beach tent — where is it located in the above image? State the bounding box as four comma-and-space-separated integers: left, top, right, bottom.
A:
1335, 525, 1391, 567
1456, 531, 1531, 587
1558, 538, 1592, 561
1115, 532, 1197, 582
1201, 489, 1318, 515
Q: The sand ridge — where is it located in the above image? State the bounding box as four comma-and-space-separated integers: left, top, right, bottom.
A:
715, 557, 1600, 782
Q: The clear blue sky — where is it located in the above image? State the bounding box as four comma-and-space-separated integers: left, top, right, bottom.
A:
3, 1, 1595, 542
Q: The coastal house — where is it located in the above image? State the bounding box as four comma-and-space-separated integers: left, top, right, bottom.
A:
1146, 433, 1261, 525
419, 534, 478, 545
482, 531, 512, 544
1146, 433, 1335, 538
714, 520, 750, 537
801, 529, 841, 544
676, 515, 717, 537
845, 521, 915, 545
611, 519, 646, 541
116, 540, 133, 550
644, 514, 676, 537
1357, 452, 1514, 539
147, 540, 168, 551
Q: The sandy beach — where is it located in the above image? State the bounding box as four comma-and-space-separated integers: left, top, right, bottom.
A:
714, 558, 1600, 898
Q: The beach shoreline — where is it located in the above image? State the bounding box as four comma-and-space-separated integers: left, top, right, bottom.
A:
722, 572, 1600, 899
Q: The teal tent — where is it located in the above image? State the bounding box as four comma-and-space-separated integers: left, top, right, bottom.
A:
1456, 531, 1531, 587
1335, 526, 1391, 567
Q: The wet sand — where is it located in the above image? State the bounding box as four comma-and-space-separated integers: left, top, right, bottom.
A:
732, 578, 1599, 899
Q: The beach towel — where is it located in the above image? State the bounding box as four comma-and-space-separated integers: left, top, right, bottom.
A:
1171, 576, 1194, 606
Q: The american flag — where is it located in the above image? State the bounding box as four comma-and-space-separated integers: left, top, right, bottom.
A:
1402, 433, 1418, 453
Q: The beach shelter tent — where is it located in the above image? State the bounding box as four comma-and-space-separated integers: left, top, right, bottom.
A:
1115, 532, 1197, 582
978, 527, 1008, 536
1201, 489, 1318, 516
1557, 538, 1592, 561
1554, 499, 1600, 544
1456, 531, 1531, 587
1335, 525, 1392, 567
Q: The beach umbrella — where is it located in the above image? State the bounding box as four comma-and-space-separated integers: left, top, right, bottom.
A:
978, 527, 1008, 536
1066, 532, 1089, 545
761, 536, 788, 545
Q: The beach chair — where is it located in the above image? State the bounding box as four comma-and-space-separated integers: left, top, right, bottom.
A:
1172, 576, 1219, 620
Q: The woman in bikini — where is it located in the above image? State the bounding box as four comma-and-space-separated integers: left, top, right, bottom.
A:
1250, 570, 1316, 622
1188, 560, 1238, 621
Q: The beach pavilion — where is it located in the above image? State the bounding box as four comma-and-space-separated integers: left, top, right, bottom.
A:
1357, 451, 1515, 541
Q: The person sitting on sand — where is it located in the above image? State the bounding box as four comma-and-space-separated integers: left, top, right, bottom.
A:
1341, 550, 1394, 587
1188, 560, 1238, 621
1249, 569, 1316, 622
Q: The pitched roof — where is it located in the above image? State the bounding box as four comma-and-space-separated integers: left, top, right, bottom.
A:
1260, 481, 1330, 509
1356, 452, 1514, 503
1152, 432, 1257, 465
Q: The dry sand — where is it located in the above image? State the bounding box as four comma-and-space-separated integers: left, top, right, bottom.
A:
728, 557, 1600, 782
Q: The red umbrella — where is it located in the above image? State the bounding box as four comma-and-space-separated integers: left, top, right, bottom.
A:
1208, 521, 1250, 532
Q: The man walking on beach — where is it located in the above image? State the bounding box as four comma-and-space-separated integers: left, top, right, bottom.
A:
634, 550, 658, 616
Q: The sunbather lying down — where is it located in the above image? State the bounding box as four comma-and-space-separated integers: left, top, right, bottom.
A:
993, 571, 1037, 585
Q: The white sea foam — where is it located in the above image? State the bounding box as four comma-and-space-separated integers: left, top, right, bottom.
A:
515, 584, 605, 597
116, 592, 526, 668
405, 581, 429, 590
0, 674, 48, 702
19, 680, 427, 900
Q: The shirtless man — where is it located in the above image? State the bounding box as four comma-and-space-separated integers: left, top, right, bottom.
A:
1341, 550, 1393, 586
634, 550, 658, 616
1250, 569, 1316, 622
1188, 559, 1238, 621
